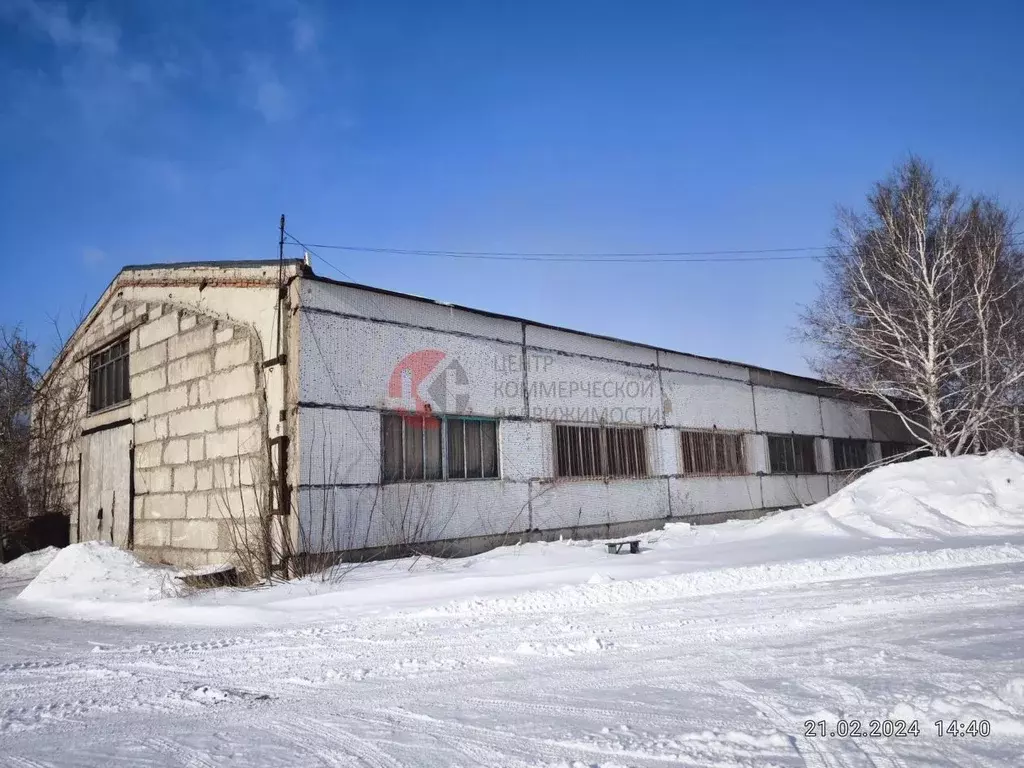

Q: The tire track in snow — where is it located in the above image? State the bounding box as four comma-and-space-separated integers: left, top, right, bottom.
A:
5, 756, 52, 768
462, 694, 741, 735
0, 660, 80, 674
798, 678, 905, 768
4, 560, 1023, 767
212, 576, 1019, 725
368, 700, 801, 767
4, 576, 1010, 742
365, 707, 622, 767
144, 737, 220, 768
718, 679, 849, 768
119, 637, 254, 656
272, 715, 406, 768
357, 709, 518, 766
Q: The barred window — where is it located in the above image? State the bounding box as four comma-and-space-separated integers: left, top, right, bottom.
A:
446, 417, 499, 479
382, 413, 442, 482
606, 426, 647, 477
832, 438, 869, 471
554, 424, 602, 477
680, 430, 746, 475
767, 434, 817, 474
554, 424, 648, 479
382, 413, 498, 483
881, 441, 919, 462
88, 337, 130, 413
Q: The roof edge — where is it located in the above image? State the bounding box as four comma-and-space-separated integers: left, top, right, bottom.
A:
119, 258, 306, 272
39, 259, 307, 387
299, 270, 842, 393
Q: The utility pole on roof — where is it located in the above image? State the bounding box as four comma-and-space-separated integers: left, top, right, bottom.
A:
276, 214, 286, 358
278, 214, 285, 280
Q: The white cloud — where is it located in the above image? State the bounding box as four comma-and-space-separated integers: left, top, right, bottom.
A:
1, 0, 157, 132
291, 15, 317, 55
255, 74, 292, 123
244, 58, 294, 124
6, 0, 120, 56
74, 8, 119, 56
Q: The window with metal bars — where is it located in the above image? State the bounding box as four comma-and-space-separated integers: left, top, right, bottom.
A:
381, 413, 498, 483
88, 337, 130, 413
553, 424, 648, 479
680, 430, 746, 475
831, 438, 869, 471
880, 441, 919, 462
767, 434, 818, 474
446, 417, 499, 479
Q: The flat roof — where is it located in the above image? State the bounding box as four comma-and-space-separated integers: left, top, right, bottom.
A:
120, 258, 306, 272
101, 257, 838, 392
298, 268, 839, 392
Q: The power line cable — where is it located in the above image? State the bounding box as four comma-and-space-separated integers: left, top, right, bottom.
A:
284, 231, 357, 281
290, 242, 829, 262
285, 230, 1024, 268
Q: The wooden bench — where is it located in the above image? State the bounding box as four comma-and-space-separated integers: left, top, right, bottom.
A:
606, 540, 641, 555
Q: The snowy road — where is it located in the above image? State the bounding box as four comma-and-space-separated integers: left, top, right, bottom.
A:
3, 558, 1024, 767
8, 452, 1024, 766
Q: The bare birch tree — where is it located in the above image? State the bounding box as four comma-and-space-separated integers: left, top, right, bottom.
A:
802, 158, 1024, 456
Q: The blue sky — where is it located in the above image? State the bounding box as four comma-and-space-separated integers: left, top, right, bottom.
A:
2, 0, 1022, 376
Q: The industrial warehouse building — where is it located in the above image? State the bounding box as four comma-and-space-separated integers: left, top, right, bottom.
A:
35, 259, 917, 575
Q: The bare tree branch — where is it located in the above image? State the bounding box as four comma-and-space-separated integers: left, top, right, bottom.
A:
801, 157, 1024, 457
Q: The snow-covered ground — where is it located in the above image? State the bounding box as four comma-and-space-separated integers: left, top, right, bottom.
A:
3, 452, 1024, 766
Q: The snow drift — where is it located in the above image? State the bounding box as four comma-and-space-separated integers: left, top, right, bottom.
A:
9, 451, 1024, 623
17, 541, 179, 603
757, 449, 1024, 540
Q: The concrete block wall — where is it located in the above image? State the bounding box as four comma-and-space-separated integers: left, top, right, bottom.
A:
32, 261, 294, 576
129, 305, 266, 570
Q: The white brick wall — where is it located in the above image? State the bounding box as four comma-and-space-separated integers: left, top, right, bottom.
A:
127, 308, 267, 568
217, 398, 257, 427
168, 406, 216, 437
168, 324, 214, 360
215, 339, 251, 370
132, 341, 168, 374
163, 439, 189, 465
137, 313, 179, 348
171, 520, 219, 550
199, 366, 256, 403
133, 367, 167, 397
168, 354, 212, 385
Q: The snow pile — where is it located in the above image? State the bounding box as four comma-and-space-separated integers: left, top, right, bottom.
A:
0, 547, 59, 580
760, 449, 1024, 540
8, 452, 1024, 626
17, 541, 180, 603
